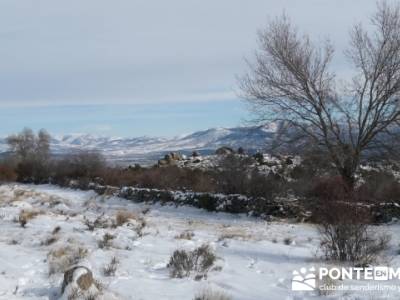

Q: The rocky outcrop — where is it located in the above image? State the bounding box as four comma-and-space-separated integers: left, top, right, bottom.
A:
215, 147, 234, 155
158, 152, 184, 166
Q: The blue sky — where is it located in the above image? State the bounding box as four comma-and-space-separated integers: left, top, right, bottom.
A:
0, 101, 250, 137
0, 0, 380, 137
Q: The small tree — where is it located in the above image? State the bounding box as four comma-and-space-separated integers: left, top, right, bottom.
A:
240, 1, 400, 187
7, 128, 51, 182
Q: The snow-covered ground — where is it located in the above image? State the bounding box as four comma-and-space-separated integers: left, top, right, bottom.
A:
0, 184, 399, 300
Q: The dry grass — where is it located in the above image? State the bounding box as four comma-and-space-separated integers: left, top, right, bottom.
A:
48, 246, 88, 275
42, 236, 58, 246
217, 228, 251, 242
115, 210, 137, 227
18, 209, 42, 228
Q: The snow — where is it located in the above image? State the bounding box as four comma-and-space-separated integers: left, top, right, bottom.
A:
0, 184, 399, 299
0, 125, 276, 165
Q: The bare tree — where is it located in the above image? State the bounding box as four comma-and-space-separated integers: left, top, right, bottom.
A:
7, 128, 51, 182
240, 1, 400, 187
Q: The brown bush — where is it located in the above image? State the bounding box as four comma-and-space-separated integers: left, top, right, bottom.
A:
97, 165, 217, 193
309, 176, 350, 203
357, 170, 400, 204
0, 164, 17, 182
115, 211, 136, 227
214, 154, 254, 194
51, 151, 106, 186
306, 174, 391, 265
315, 197, 390, 265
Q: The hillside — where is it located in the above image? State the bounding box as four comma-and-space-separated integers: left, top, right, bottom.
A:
0, 125, 276, 164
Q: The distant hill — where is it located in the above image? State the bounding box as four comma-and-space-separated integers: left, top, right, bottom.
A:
0, 125, 277, 165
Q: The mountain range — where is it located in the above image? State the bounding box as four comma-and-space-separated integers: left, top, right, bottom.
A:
0, 125, 276, 165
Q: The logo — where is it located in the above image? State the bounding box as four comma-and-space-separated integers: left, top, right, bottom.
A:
292, 267, 316, 291
291, 266, 400, 292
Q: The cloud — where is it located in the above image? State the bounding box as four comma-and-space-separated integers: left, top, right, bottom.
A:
0, 0, 378, 107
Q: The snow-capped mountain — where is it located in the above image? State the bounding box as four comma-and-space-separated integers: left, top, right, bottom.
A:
0, 125, 276, 164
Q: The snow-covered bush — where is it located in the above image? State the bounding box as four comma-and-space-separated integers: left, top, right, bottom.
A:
168, 244, 217, 279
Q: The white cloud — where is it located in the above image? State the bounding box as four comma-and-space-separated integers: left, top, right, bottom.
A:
0, 0, 379, 106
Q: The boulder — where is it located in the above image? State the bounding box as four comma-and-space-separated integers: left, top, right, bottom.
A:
61, 266, 98, 297
215, 147, 234, 155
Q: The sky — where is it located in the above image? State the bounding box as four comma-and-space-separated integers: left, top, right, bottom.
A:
0, 0, 381, 137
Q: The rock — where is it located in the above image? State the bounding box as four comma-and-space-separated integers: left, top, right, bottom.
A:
253, 152, 264, 164
192, 151, 200, 157
158, 159, 169, 166
166, 152, 183, 161
158, 152, 183, 166
215, 147, 234, 155
285, 157, 293, 165
61, 266, 96, 294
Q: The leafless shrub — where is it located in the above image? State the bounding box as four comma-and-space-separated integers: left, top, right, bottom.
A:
52, 226, 61, 235
7, 128, 51, 183
317, 200, 390, 265
168, 244, 217, 279
98, 233, 115, 249
175, 231, 195, 240
131, 216, 147, 237
142, 207, 151, 215
319, 223, 390, 266
83, 214, 112, 231
67, 289, 99, 300
102, 256, 119, 277
194, 290, 232, 300
214, 154, 254, 195
283, 237, 293, 245
51, 151, 106, 186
